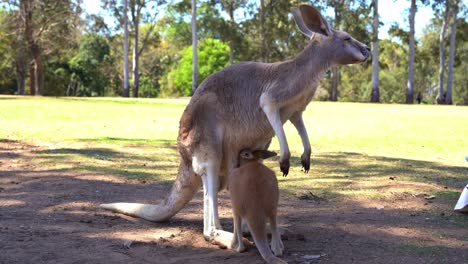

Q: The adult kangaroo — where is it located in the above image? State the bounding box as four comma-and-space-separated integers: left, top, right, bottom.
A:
101, 4, 370, 245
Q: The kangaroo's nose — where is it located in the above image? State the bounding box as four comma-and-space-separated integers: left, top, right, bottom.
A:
360, 45, 371, 59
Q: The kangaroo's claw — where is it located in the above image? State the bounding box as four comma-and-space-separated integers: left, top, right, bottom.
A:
279, 159, 290, 177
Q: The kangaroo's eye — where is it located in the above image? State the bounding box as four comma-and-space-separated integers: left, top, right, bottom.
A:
344, 37, 351, 41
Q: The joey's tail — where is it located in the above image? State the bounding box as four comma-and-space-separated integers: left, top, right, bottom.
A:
100, 160, 201, 222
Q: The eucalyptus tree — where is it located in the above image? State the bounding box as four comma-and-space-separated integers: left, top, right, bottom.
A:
123, 0, 130, 97
407, 0, 429, 104
435, 0, 450, 104
6, 0, 81, 96
128, 0, 165, 97
406, 0, 416, 103
370, 0, 379, 102
445, 0, 460, 105
191, 0, 198, 93
104, 0, 165, 97
219, 0, 245, 64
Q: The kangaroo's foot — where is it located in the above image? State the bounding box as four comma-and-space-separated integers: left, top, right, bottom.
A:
232, 238, 246, 253
270, 239, 284, 257
208, 229, 252, 250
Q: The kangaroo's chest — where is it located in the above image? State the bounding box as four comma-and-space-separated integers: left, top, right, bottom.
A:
279, 88, 315, 121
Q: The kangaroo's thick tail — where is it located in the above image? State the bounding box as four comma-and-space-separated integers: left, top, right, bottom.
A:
100, 160, 201, 222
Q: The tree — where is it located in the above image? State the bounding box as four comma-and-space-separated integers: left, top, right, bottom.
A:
0, 9, 27, 95
20, 0, 43, 95
69, 33, 110, 96
128, 0, 165, 97
13, 0, 79, 96
406, 0, 416, 104
436, 0, 450, 104
445, 0, 460, 105
329, 0, 346, 101
370, 0, 379, 102
192, 0, 198, 93
162, 38, 229, 96
219, 0, 245, 64
259, 0, 267, 62
123, 0, 130, 97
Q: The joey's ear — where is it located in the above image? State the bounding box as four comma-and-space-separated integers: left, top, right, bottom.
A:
254, 150, 277, 160
292, 4, 332, 37
240, 149, 254, 160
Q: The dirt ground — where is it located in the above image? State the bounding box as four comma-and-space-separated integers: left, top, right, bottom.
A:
1, 140, 467, 264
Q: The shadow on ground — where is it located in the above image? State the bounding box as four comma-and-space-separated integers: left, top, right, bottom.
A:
0, 139, 467, 264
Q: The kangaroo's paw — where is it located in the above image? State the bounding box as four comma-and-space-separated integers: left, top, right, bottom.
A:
279, 158, 290, 177
301, 152, 310, 173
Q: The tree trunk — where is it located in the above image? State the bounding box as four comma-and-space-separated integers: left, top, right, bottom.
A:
21, 0, 43, 96
445, 0, 458, 105
123, 0, 130, 97
228, 7, 234, 65
331, 67, 339, 101
15, 59, 26, 95
406, 0, 416, 104
330, 1, 342, 102
437, 0, 450, 104
191, 0, 198, 93
29, 61, 35, 95
370, 0, 380, 103
32, 44, 44, 96
132, 13, 140, 98
260, 0, 266, 62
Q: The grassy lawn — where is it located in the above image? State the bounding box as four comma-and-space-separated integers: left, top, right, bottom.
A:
1, 95, 467, 202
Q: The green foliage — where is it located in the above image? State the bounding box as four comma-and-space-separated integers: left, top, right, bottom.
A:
0, 0, 466, 104
0, 9, 17, 94
69, 34, 111, 96
160, 38, 230, 96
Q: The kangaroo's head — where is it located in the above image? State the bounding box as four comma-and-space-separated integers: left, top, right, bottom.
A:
292, 4, 370, 65
237, 148, 277, 167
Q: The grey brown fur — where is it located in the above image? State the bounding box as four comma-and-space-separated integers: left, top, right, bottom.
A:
100, 4, 369, 246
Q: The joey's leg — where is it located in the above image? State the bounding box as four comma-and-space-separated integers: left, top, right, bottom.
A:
231, 212, 246, 252
260, 95, 290, 176
290, 111, 311, 173
269, 216, 284, 256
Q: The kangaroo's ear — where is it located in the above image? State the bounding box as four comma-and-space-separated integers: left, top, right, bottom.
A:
292, 4, 332, 37
240, 149, 254, 160
254, 150, 277, 160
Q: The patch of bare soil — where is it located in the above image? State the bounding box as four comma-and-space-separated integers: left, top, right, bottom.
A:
1, 140, 467, 264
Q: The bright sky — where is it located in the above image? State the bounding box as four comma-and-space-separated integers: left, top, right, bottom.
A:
80, 0, 454, 40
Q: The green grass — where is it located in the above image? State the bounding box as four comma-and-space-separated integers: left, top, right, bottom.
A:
1, 95, 467, 201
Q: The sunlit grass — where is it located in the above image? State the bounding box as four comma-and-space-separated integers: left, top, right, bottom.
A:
1, 95, 467, 204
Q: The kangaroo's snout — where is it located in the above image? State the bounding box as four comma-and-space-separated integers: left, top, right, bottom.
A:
361, 45, 371, 60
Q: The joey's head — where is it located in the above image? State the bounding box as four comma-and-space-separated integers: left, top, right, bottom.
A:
238, 148, 277, 167
292, 4, 370, 66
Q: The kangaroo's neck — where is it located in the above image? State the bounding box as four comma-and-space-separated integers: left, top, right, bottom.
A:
291, 37, 331, 82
